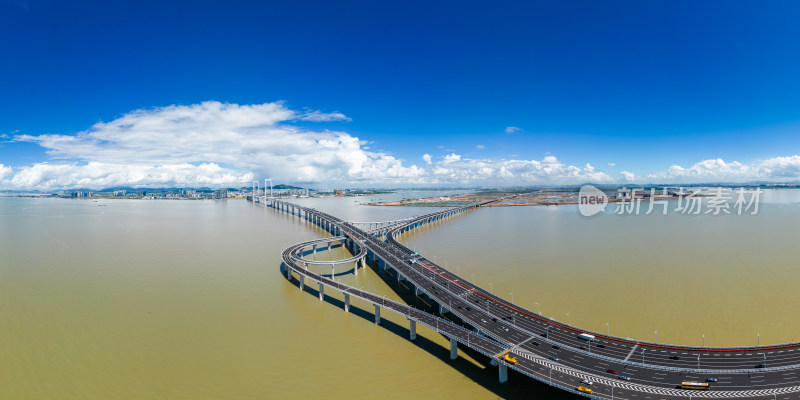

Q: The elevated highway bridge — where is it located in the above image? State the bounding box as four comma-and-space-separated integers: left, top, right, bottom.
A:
256, 196, 800, 399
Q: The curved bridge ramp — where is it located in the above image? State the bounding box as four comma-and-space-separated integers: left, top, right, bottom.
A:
258, 197, 800, 399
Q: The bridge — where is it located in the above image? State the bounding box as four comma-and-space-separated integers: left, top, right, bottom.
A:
255, 196, 800, 399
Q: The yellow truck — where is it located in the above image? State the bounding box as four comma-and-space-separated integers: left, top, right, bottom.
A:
578, 386, 593, 394
503, 354, 518, 364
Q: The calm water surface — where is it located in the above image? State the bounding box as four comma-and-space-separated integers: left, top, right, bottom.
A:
2, 190, 799, 399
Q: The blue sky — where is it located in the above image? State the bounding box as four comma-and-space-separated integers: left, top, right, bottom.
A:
2, 0, 800, 189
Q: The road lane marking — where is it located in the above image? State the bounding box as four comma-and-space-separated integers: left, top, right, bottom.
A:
624, 344, 639, 361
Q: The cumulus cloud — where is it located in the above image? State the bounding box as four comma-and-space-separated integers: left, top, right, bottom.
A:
620, 171, 636, 182
505, 126, 521, 134
608, 162, 616, 167
476, 144, 485, 150
5, 101, 421, 190
619, 156, 800, 183
6, 100, 800, 190
7, 162, 252, 191
541, 155, 560, 164
427, 156, 613, 184
0, 164, 13, 180
443, 153, 461, 163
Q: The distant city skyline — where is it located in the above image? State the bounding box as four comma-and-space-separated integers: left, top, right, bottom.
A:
2, 1, 800, 189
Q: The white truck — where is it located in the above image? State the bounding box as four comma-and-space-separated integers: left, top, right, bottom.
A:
578, 333, 596, 341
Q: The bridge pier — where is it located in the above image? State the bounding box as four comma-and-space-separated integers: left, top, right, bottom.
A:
299, 275, 304, 290
439, 303, 449, 314
286, 265, 291, 280
374, 304, 381, 324
409, 319, 417, 340
450, 337, 458, 360
498, 363, 508, 383
344, 293, 350, 312
319, 283, 324, 300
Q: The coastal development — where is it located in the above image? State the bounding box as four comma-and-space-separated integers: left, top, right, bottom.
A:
259, 195, 800, 399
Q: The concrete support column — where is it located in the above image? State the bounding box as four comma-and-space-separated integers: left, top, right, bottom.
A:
344, 293, 350, 313
303, 262, 308, 270
439, 303, 448, 314
319, 283, 324, 300
499, 364, 508, 383
374, 304, 381, 324
299, 275, 304, 290
353, 259, 358, 276
409, 319, 417, 341
286, 265, 291, 280
450, 337, 458, 360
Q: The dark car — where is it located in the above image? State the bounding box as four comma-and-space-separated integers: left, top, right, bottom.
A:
532, 341, 540, 346
550, 356, 559, 361
491, 318, 498, 322
619, 376, 630, 381
607, 369, 618, 374
706, 378, 718, 382
466, 306, 471, 311
552, 345, 561, 350
669, 355, 680, 360
597, 344, 606, 348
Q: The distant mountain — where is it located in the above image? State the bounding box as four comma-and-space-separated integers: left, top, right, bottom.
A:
271, 184, 304, 190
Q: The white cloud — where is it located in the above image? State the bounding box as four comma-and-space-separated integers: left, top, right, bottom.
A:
505, 126, 521, 134
541, 155, 560, 164
608, 162, 616, 167
7, 100, 800, 190
0, 164, 13, 180
620, 171, 636, 182
476, 144, 485, 149
636, 156, 800, 183
6, 162, 252, 191
300, 110, 352, 122
5, 101, 420, 189
443, 153, 461, 163
426, 156, 613, 184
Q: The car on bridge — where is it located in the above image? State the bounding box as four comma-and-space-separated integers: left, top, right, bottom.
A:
706, 377, 718, 382
577, 386, 592, 394
503, 354, 518, 364
619, 375, 631, 381
550, 356, 559, 361
580, 379, 593, 385
607, 369, 618, 374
